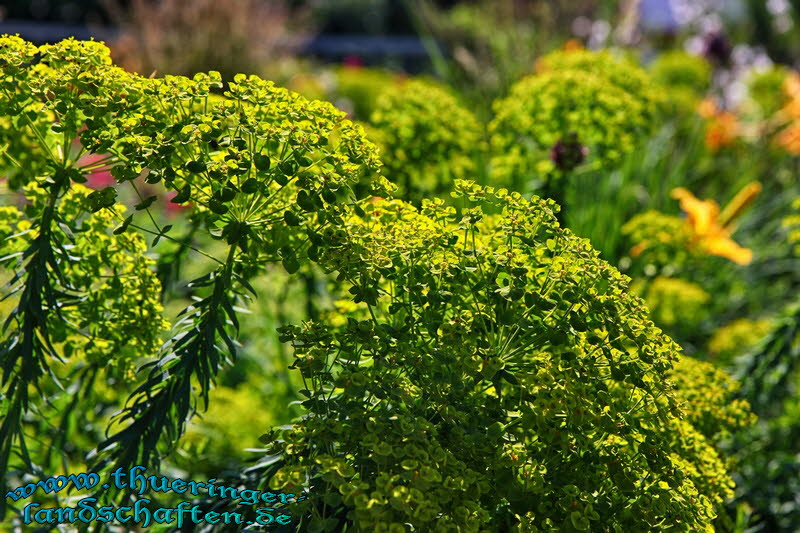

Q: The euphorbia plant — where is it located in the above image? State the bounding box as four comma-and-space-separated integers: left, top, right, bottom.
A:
489, 49, 663, 200
0, 36, 755, 532
261, 182, 753, 532
0, 35, 388, 516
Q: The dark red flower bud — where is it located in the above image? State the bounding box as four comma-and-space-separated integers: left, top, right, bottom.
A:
703, 31, 731, 66
550, 133, 588, 171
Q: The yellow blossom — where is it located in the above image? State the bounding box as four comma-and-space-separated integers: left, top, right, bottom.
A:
697, 98, 718, 119
670, 182, 761, 265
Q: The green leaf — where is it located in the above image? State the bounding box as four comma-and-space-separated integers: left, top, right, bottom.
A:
274, 172, 289, 186
297, 190, 317, 212
185, 160, 207, 173
216, 187, 237, 202
134, 195, 158, 211
208, 199, 228, 215
571, 511, 590, 531
87, 187, 117, 212
282, 253, 300, 274
241, 178, 260, 194
113, 215, 134, 235
284, 210, 302, 226
253, 154, 271, 171
171, 185, 191, 204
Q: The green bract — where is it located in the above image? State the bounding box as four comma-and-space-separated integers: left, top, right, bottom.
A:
370, 78, 484, 202
265, 180, 750, 532
489, 50, 662, 193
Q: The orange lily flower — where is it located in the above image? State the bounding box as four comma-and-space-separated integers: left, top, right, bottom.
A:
776, 122, 800, 155
704, 111, 739, 152
671, 182, 762, 265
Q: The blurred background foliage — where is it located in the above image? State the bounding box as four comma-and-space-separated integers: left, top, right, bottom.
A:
5, 0, 800, 530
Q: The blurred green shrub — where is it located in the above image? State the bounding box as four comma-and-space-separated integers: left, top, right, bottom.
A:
369, 78, 484, 202
175, 383, 278, 475
649, 51, 712, 97
649, 51, 711, 115
708, 318, 774, 368
747, 66, 791, 119
634, 277, 710, 332
489, 50, 662, 195
334, 66, 400, 121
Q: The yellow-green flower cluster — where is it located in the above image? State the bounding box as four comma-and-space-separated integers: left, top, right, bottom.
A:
649, 51, 711, 114
669, 355, 757, 445
747, 66, 792, 118
1, 183, 169, 380
489, 50, 663, 191
783, 196, 800, 255
370, 79, 484, 202
622, 210, 693, 267
267, 180, 750, 532
636, 277, 710, 329
708, 318, 774, 367
650, 51, 712, 97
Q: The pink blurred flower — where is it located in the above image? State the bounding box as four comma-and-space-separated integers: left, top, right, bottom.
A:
165, 190, 193, 217
343, 55, 363, 68
76, 153, 116, 189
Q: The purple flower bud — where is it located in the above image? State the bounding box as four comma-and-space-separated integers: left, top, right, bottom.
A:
703, 31, 731, 65
550, 133, 588, 171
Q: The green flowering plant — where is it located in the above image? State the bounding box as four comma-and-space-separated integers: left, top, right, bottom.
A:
708, 318, 774, 368
0, 36, 757, 532
369, 78, 484, 203
0, 182, 169, 494
261, 181, 751, 532
747, 66, 792, 119
649, 51, 712, 98
0, 35, 388, 514
649, 51, 711, 115
489, 50, 662, 196
632, 277, 711, 334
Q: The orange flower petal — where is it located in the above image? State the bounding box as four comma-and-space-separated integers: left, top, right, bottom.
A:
705, 235, 753, 265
